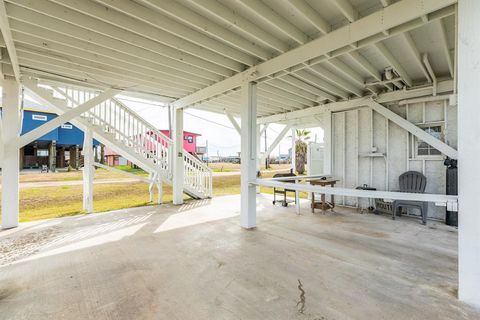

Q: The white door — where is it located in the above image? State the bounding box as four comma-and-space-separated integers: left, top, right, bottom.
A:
307, 142, 324, 176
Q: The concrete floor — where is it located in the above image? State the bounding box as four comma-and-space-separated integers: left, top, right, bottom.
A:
0, 195, 478, 320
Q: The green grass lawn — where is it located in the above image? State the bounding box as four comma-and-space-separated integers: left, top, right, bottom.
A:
0, 166, 307, 223
14, 166, 147, 184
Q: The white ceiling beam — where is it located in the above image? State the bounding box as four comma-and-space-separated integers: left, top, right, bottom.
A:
401, 32, 432, 82
215, 94, 288, 114
16, 68, 174, 103
15, 55, 189, 98
11, 29, 208, 89
14, 39, 203, 91
0, 0, 20, 81
258, 84, 313, 108
309, 64, 363, 97
374, 42, 413, 86
257, 79, 453, 124
8, 0, 233, 77
239, 0, 309, 44
325, 58, 364, 86
436, 19, 454, 78
327, 0, 358, 22
188, 0, 287, 54
6, 7, 222, 83
139, 0, 270, 60
16, 48, 194, 95
294, 69, 349, 99
94, 0, 257, 66
173, 0, 456, 108
266, 79, 318, 104
286, 0, 330, 34
380, 0, 392, 7
348, 51, 382, 81
226, 90, 298, 112
210, 88, 300, 113
48, 0, 243, 72
367, 100, 457, 159
348, 50, 394, 90
280, 74, 337, 102
422, 53, 437, 90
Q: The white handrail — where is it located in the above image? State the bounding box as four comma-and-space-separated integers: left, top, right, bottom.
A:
53, 85, 212, 198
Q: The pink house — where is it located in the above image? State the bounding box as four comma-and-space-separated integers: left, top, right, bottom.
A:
159, 130, 201, 154
104, 130, 203, 166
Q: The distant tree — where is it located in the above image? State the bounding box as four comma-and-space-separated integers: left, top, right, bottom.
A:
295, 129, 311, 174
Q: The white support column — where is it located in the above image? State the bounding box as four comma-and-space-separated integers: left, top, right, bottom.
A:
256, 124, 261, 193
148, 172, 155, 203
1, 77, 20, 229
82, 127, 94, 213
240, 81, 257, 229
458, 0, 480, 308
322, 110, 332, 175
172, 108, 184, 205
157, 179, 163, 204
291, 128, 296, 172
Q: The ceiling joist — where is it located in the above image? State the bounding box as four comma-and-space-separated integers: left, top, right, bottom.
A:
173, 0, 456, 109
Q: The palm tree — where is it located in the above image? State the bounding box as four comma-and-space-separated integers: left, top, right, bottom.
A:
295, 129, 310, 174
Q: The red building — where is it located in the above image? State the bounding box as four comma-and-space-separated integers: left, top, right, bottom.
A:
104, 130, 204, 167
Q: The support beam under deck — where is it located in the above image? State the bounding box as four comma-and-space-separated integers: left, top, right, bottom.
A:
82, 127, 94, 213
1, 77, 20, 228
172, 108, 184, 205
458, 0, 480, 309
240, 81, 257, 229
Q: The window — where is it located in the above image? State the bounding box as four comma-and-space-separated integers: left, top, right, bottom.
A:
184, 135, 193, 143
24, 145, 35, 156
61, 124, 73, 129
32, 114, 47, 121
416, 125, 444, 157
37, 149, 49, 157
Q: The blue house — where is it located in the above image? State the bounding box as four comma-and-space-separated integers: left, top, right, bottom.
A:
20, 109, 99, 170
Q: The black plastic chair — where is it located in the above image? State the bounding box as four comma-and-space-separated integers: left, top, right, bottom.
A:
393, 171, 428, 225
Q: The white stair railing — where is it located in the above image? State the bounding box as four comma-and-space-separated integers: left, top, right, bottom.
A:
184, 152, 213, 197
51, 85, 212, 198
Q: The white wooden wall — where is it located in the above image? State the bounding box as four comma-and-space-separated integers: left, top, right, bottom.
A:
331, 100, 457, 219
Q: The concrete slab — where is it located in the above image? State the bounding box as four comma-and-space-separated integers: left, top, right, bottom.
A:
0, 195, 478, 319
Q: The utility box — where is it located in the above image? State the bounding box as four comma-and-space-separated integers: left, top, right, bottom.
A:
307, 142, 324, 176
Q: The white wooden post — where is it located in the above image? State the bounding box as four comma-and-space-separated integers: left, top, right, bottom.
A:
240, 81, 257, 229
148, 172, 155, 202
1, 77, 21, 229
173, 108, 184, 205
256, 124, 261, 194
157, 179, 163, 204
458, 0, 480, 308
322, 110, 332, 175
291, 128, 296, 172
82, 127, 94, 213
